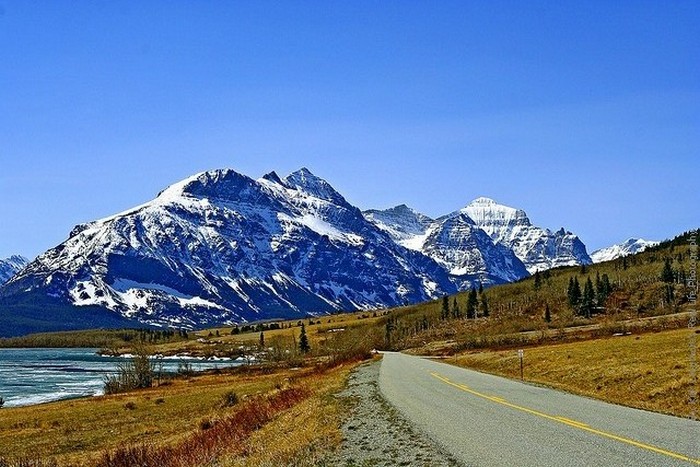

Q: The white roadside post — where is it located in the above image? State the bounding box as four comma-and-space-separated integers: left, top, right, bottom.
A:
518, 349, 524, 381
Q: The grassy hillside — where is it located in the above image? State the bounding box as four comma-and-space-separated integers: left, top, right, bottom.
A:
375, 230, 698, 352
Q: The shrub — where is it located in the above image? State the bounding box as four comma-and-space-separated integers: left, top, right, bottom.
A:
103, 346, 155, 395
0, 396, 4, 408
124, 402, 137, 410
220, 390, 239, 407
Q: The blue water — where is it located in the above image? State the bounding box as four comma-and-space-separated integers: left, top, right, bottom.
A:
0, 348, 241, 407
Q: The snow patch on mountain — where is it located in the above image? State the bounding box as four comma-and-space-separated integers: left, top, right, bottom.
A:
363, 205, 434, 250
591, 238, 658, 263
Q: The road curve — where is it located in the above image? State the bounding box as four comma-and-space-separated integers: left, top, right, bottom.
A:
379, 352, 699, 467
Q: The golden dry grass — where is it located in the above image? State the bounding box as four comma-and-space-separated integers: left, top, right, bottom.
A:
0, 362, 359, 466
451, 327, 700, 418
221, 362, 356, 467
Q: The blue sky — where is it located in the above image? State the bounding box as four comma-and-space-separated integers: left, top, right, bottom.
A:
1, 1, 698, 259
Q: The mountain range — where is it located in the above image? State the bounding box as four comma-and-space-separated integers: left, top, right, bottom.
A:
1, 167, 599, 333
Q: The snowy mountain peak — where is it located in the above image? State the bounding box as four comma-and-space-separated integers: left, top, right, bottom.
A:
284, 168, 349, 207
0, 255, 28, 284
176, 169, 258, 201
469, 196, 498, 206
261, 171, 287, 186
460, 198, 590, 273
463, 197, 531, 228
591, 238, 658, 263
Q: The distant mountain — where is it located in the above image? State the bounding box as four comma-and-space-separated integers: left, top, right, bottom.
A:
0, 169, 594, 334
462, 197, 592, 273
366, 197, 590, 276
420, 212, 529, 288
0, 255, 28, 284
590, 238, 658, 263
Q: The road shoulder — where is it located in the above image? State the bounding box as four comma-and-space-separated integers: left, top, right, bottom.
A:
327, 359, 460, 467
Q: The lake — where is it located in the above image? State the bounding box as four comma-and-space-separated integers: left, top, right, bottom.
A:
0, 348, 242, 407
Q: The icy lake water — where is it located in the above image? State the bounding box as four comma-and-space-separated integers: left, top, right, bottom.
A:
0, 348, 241, 407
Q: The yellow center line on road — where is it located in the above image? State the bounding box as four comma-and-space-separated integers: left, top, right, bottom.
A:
554, 416, 589, 428
430, 372, 700, 465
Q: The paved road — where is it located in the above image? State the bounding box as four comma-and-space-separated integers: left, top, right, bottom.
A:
379, 352, 700, 467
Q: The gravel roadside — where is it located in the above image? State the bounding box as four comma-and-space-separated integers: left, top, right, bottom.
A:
327, 359, 462, 467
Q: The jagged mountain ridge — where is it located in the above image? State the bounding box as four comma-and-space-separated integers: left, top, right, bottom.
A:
590, 238, 658, 263
462, 197, 592, 273
0, 255, 28, 285
2, 168, 592, 331
365, 197, 591, 275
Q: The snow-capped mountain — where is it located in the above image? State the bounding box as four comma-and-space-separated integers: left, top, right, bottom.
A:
366, 197, 589, 277
0, 255, 28, 284
590, 238, 658, 263
1, 168, 455, 329
462, 197, 591, 273
420, 213, 529, 288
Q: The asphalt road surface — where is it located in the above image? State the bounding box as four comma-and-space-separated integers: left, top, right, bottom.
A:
379, 352, 700, 467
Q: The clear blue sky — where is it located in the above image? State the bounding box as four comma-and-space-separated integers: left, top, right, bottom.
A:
1, 1, 698, 259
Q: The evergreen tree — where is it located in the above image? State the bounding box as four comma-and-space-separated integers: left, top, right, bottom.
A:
533, 271, 542, 291
452, 297, 461, 319
259, 331, 265, 349
580, 264, 587, 275
466, 287, 478, 319
544, 303, 551, 323
478, 281, 484, 294
661, 258, 674, 283
568, 277, 581, 309
622, 257, 628, 270
299, 323, 311, 354
679, 267, 687, 286
581, 277, 595, 318
441, 296, 450, 320
480, 294, 489, 318
596, 273, 612, 306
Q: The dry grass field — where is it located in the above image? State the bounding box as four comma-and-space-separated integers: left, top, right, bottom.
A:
451, 327, 699, 418
0, 360, 360, 466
